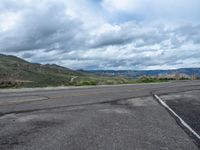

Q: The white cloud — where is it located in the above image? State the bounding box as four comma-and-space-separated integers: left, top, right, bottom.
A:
0, 0, 200, 70
101, 0, 140, 13
0, 12, 21, 32
101, 0, 200, 23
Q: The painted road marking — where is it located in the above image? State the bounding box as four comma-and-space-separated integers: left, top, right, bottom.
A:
154, 94, 200, 141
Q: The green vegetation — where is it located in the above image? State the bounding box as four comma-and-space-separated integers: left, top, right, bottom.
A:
136, 76, 172, 83
0, 54, 135, 88
1, 54, 178, 89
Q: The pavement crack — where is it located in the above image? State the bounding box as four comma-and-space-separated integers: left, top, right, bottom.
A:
0, 95, 50, 107
0, 95, 151, 117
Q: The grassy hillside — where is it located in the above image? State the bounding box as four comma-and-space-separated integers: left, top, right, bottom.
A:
0, 54, 132, 88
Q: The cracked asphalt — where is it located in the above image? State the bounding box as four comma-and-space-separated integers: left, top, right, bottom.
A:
0, 81, 200, 150
160, 90, 200, 147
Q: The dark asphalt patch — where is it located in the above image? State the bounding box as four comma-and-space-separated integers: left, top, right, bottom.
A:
165, 98, 200, 147
0, 120, 64, 150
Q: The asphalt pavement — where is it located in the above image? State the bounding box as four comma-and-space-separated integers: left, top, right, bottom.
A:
0, 81, 200, 150
160, 90, 200, 147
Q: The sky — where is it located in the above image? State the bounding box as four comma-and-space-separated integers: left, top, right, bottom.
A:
0, 0, 200, 70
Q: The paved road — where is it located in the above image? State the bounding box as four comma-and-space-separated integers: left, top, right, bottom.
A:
0, 81, 200, 150
160, 90, 200, 147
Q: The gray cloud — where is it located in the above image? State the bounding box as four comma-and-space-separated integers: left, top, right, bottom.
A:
0, 0, 87, 52
0, 0, 200, 70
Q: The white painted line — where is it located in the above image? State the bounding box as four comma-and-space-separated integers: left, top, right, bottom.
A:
154, 94, 200, 141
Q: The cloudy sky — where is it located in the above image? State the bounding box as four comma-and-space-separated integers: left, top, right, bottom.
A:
0, 0, 200, 70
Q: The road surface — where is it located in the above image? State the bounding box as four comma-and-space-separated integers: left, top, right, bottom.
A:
0, 81, 200, 150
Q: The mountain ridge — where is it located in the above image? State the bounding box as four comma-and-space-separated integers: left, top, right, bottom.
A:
0, 54, 130, 88
85, 68, 200, 78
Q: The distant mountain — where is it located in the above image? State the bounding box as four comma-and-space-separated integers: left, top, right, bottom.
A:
0, 54, 81, 87
86, 68, 200, 78
0, 54, 130, 88
1, 54, 199, 88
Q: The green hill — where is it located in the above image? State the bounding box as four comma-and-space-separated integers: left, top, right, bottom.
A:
0, 54, 131, 88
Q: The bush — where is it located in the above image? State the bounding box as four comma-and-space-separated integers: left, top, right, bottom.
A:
78, 80, 97, 86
